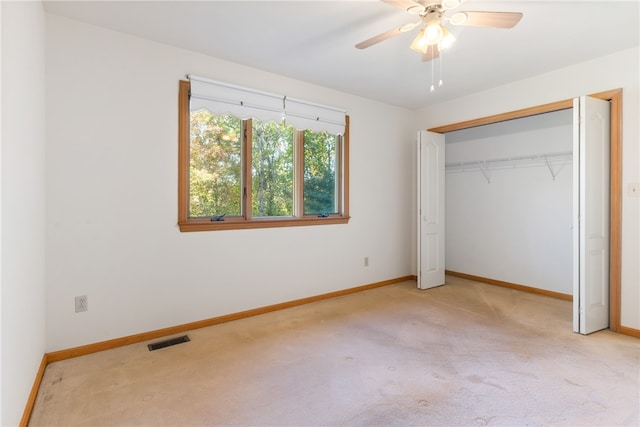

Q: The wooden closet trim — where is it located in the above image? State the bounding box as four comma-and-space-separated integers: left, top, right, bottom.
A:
428, 89, 623, 333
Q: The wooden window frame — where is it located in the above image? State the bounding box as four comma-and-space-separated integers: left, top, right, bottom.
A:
300, 129, 343, 218
178, 80, 350, 232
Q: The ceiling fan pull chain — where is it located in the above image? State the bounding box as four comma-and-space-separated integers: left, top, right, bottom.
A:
439, 48, 444, 88
430, 47, 435, 93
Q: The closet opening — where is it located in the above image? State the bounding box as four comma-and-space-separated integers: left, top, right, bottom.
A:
427, 89, 622, 332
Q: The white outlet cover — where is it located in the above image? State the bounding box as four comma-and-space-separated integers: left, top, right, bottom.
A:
628, 183, 639, 197
75, 295, 88, 312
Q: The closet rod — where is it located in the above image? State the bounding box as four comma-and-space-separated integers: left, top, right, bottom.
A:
445, 151, 572, 169
445, 151, 573, 183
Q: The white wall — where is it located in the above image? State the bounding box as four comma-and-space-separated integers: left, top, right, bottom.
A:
44, 15, 415, 352
1, 1, 47, 425
445, 110, 574, 294
41, 10, 640, 356
414, 47, 640, 330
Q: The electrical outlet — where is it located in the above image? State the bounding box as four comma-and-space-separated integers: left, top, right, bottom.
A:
629, 183, 639, 197
364, 257, 369, 267
75, 295, 88, 313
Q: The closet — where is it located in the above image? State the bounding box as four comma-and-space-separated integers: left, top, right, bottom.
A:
417, 93, 617, 334
444, 109, 573, 296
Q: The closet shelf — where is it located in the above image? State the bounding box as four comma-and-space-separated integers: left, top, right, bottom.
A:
445, 151, 573, 183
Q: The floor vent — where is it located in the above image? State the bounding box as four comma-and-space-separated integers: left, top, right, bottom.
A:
148, 335, 190, 351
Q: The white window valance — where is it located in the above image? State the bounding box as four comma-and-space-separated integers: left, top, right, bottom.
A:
284, 97, 346, 135
188, 75, 346, 135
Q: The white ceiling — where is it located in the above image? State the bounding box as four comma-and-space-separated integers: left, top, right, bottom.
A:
43, 0, 640, 109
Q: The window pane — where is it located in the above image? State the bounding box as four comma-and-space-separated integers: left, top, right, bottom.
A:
303, 130, 338, 215
189, 111, 242, 218
252, 120, 294, 217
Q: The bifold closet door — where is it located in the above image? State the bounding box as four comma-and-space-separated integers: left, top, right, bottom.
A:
573, 96, 610, 334
417, 131, 445, 290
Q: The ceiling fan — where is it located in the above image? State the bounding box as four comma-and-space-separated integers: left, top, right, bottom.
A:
356, 0, 523, 61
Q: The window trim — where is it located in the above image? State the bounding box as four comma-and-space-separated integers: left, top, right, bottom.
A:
178, 80, 350, 232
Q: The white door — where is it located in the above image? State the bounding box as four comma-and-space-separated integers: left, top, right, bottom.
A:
417, 131, 445, 290
573, 96, 610, 334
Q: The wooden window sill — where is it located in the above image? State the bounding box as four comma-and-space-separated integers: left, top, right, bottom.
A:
178, 216, 350, 232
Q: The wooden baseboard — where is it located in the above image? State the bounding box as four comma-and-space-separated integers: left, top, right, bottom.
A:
47, 275, 415, 363
619, 326, 640, 339
22, 276, 413, 424
19, 354, 48, 427
445, 270, 573, 301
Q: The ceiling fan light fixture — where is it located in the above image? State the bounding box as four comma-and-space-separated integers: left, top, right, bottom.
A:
410, 27, 429, 54
424, 20, 443, 45
411, 19, 447, 54
441, 0, 461, 10
449, 11, 468, 25
439, 26, 455, 49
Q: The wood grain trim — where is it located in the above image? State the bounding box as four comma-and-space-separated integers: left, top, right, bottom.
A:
619, 326, 640, 339
295, 130, 304, 216
178, 216, 350, 232
429, 99, 573, 133
343, 115, 350, 218
243, 120, 253, 220
592, 89, 622, 332
19, 354, 48, 427
46, 275, 414, 363
177, 80, 190, 224
430, 89, 623, 333
446, 270, 573, 301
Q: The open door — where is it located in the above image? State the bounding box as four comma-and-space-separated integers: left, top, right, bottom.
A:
417, 131, 445, 290
573, 96, 610, 334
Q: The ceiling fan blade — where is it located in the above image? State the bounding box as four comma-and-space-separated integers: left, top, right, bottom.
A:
356, 27, 404, 49
451, 11, 523, 28
421, 45, 440, 62
381, 0, 424, 13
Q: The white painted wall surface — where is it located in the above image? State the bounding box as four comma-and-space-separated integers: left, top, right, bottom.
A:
414, 47, 640, 330
444, 111, 573, 294
1, 2, 47, 424
44, 15, 415, 352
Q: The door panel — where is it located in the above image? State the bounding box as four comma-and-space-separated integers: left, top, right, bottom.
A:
573, 96, 610, 334
417, 131, 445, 289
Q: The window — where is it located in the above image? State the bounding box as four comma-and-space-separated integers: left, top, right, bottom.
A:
178, 79, 350, 231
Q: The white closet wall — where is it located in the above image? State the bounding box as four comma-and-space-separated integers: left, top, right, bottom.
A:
445, 110, 573, 294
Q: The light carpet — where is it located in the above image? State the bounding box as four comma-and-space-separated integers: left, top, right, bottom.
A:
30, 276, 640, 426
